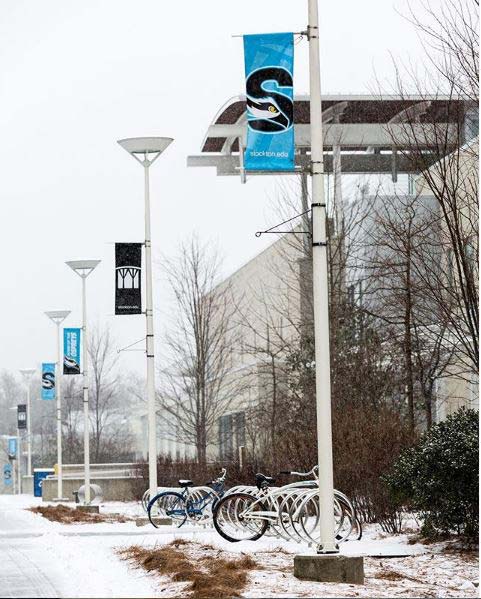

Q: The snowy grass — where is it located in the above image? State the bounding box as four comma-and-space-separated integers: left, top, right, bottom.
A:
27, 504, 134, 524
118, 539, 257, 598
1, 495, 478, 597
115, 535, 479, 598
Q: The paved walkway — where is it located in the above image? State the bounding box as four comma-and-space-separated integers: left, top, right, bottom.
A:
0, 540, 62, 598
0, 496, 63, 598
0, 495, 165, 598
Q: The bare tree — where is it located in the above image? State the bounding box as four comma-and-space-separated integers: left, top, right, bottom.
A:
159, 237, 243, 465
88, 325, 134, 462
385, 0, 479, 374
62, 375, 84, 463
360, 191, 455, 429
0, 371, 22, 434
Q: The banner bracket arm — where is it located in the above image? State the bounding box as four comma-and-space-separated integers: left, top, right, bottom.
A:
232, 30, 306, 38
117, 337, 146, 354
255, 209, 312, 238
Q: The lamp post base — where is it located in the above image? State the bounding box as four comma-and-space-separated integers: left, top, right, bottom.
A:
294, 554, 365, 585
76, 505, 100, 514
135, 517, 172, 527
51, 497, 70, 502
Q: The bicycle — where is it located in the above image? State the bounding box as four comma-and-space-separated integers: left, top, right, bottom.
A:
147, 468, 227, 528
213, 466, 361, 544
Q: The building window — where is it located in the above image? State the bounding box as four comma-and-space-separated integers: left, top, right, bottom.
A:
218, 411, 246, 460
464, 108, 479, 142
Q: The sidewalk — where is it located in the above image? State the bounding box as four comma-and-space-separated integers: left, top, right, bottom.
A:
0, 495, 159, 598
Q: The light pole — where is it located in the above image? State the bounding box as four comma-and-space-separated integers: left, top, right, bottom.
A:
9, 406, 22, 494
65, 260, 100, 504
117, 137, 173, 499
308, 0, 338, 554
19, 368, 36, 483
44, 310, 71, 500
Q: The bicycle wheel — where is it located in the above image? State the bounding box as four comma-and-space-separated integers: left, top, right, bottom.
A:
148, 491, 186, 528
141, 489, 150, 513
213, 492, 269, 542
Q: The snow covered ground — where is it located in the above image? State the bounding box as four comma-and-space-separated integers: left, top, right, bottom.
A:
0, 494, 478, 598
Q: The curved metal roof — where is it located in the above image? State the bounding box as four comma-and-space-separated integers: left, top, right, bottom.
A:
188, 94, 468, 177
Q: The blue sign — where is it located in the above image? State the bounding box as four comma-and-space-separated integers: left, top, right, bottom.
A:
63, 328, 81, 375
3, 464, 12, 486
34, 469, 54, 497
243, 32, 294, 172
8, 437, 17, 457
41, 362, 56, 400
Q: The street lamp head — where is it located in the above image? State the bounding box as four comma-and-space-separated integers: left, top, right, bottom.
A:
45, 310, 71, 324
117, 137, 173, 157
19, 368, 36, 379
66, 260, 101, 278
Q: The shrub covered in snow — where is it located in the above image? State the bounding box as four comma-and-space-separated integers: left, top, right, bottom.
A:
383, 408, 478, 539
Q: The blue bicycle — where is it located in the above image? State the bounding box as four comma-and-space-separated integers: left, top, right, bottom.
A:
147, 468, 227, 528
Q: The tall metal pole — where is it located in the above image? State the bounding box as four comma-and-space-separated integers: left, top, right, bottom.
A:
17, 428, 22, 494
26, 385, 32, 478
82, 275, 91, 504
117, 137, 172, 499
308, 0, 338, 554
45, 311, 70, 500
66, 261, 99, 504
12, 450, 16, 495
20, 368, 35, 486
56, 322, 63, 499
144, 156, 158, 498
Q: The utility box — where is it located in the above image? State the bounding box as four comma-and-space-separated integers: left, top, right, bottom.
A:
34, 468, 54, 498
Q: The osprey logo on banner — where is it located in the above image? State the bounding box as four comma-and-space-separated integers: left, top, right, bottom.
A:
41, 363, 56, 400
63, 328, 81, 375
115, 243, 142, 315
243, 32, 294, 171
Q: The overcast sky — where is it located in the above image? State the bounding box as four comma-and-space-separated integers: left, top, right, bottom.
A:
0, 0, 433, 381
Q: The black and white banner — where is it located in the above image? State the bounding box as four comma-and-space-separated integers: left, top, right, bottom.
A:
17, 404, 27, 430
115, 243, 142, 315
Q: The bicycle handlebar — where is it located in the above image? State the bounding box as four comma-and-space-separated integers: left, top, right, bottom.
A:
215, 468, 227, 482
279, 465, 319, 477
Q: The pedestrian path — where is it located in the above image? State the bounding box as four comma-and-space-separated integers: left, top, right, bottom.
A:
0, 496, 65, 598
0, 539, 62, 598
0, 495, 163, 598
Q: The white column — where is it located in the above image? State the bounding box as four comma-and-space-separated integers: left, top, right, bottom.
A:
17, 431, 22, 494
12, 454, 16, 495
144, 159, 158, 497
56, 323, 64, 499
308, 0, 338, 554
82, 276, 91, 504
26, 385, 32, 478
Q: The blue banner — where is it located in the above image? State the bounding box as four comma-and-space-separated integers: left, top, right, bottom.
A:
8, 437, 17, 457
243, 32, 294, 171
3, 464, 12, 486
63, 328, 81, 375
41, 363, 56, 400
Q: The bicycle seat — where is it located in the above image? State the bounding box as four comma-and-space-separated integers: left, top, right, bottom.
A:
178, 479, 193, 487
255, 473, 275, 488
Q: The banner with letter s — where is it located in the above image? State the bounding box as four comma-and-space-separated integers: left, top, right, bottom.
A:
115, 243, 142, 315
41, 363, 56, 400
243, 32, 294, 171
63, 328, 81, 375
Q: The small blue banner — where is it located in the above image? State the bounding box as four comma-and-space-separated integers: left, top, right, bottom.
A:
8, 437, 17, 457
3, 464, 12, 486
243, 32, 294, 171
41, 363, 56, 400
63, 328, 81, 375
